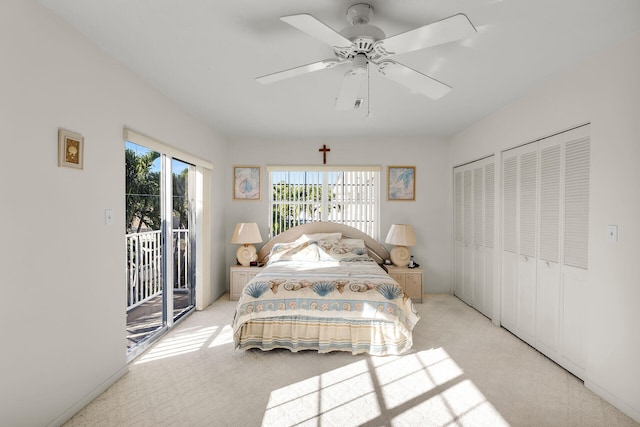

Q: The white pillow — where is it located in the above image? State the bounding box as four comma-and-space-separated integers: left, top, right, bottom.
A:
298, 232, 342, 242
267, 240, 319, 264
317, 238, 371, 262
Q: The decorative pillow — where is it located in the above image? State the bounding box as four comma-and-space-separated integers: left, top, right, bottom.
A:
317, 238, 371, 262
267, 240, 319, 264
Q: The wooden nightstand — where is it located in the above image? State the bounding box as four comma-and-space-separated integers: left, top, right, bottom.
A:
385, 265, 423, 303
230, 265, 264, 301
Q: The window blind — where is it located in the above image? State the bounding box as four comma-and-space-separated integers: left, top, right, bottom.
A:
268, 166, 380, 239
123, 128, 212, 169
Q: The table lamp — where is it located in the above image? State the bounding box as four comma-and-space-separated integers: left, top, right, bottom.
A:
231, 222, 263, 266
385, 224, 416, 267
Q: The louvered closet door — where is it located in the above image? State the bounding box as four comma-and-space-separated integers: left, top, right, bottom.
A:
562, 132, 590, 372
516, 147, 538, 344
454, 170, 464, 298
499, 125, 590, 379
482, 161, 495, 318
473, 166, 485, 311
453, 157, 495, 317
462, 169, 474, 305
501, 154, 518, 331
536, 140, 562, 356
501, 143, 538, 343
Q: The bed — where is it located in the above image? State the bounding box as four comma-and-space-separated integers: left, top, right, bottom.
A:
231, 223, 420, 356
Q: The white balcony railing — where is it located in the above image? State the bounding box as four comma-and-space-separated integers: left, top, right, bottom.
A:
126, 229, 190, 310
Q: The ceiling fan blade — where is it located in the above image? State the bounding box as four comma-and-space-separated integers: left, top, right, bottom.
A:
281, 14, 352, 49
376, 60, 451, 100
335, 70, 364, 110
256, 59, 341, 84
374, 13, 476, 57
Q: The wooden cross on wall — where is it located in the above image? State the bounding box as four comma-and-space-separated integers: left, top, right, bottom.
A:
319, 144, 330, 164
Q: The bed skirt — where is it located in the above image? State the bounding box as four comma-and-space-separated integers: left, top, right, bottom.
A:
234, 315, 413, 356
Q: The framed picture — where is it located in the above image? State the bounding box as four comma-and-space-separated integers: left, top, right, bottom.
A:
233, 166, 261, 200
388, 166, 416, 201
58, 128, 84, 169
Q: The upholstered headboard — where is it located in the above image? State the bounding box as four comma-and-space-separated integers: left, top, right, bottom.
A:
257, 222, 390, 265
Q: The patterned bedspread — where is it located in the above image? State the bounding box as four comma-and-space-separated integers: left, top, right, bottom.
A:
232, 259, 420, 355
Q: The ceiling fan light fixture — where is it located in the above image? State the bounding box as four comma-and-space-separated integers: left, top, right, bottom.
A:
352, 53, 368, 74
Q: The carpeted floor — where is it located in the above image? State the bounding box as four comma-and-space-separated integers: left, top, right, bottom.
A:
65, 294, 638, 426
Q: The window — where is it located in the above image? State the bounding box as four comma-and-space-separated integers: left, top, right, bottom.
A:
268, 166, 380, 239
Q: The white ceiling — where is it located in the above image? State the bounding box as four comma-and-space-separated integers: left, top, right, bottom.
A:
38, 0, 640, 141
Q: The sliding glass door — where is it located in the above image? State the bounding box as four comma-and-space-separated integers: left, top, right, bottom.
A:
125, 142, 196, 360
171, 158, 195, 322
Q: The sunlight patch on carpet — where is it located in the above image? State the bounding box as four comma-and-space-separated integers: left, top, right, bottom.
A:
262, 359, 381, 425
439, 379, 509, 426
262, 347, 508, 425
207, 324, 233, 348
377, 348, 462, 408
134, 325, 219, 364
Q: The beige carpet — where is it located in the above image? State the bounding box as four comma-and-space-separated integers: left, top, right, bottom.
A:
64, 294, 638, 426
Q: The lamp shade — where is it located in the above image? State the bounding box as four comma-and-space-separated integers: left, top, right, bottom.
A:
385, 224, 416, 247
231, 222, 263, 244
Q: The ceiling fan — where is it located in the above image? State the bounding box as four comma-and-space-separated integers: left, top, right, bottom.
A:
256, 3, 477, 110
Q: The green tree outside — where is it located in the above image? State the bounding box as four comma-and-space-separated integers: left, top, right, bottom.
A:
126, 148, 161, 233
272, 181, 340, 235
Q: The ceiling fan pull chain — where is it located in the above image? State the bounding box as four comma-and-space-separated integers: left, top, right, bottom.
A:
367, 61, 372, 118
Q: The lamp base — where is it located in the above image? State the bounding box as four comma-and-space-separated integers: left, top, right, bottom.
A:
390, 246, 410, 267
236, 244, 258, 267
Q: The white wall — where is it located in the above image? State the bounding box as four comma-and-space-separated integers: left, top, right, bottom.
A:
225, 136, 452, 293
449, 32, 640, 422
0, 1, 227, 426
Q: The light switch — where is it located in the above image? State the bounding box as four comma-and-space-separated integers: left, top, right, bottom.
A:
105, 209, 113, 225
607, 225, 618, 242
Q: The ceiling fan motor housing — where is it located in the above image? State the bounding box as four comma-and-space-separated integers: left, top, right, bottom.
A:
332, 3, 385, 59
339, 24, 386, 57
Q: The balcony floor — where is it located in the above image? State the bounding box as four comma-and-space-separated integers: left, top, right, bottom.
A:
126, 290, 192, 349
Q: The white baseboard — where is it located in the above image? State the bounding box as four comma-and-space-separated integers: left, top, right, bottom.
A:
47, 365, 129, 427
585, 379, 640, 424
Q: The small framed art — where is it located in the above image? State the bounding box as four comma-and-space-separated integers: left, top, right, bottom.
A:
388, 166, 415, 201
233, 166, 261, 200
58, 128, 84, 169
